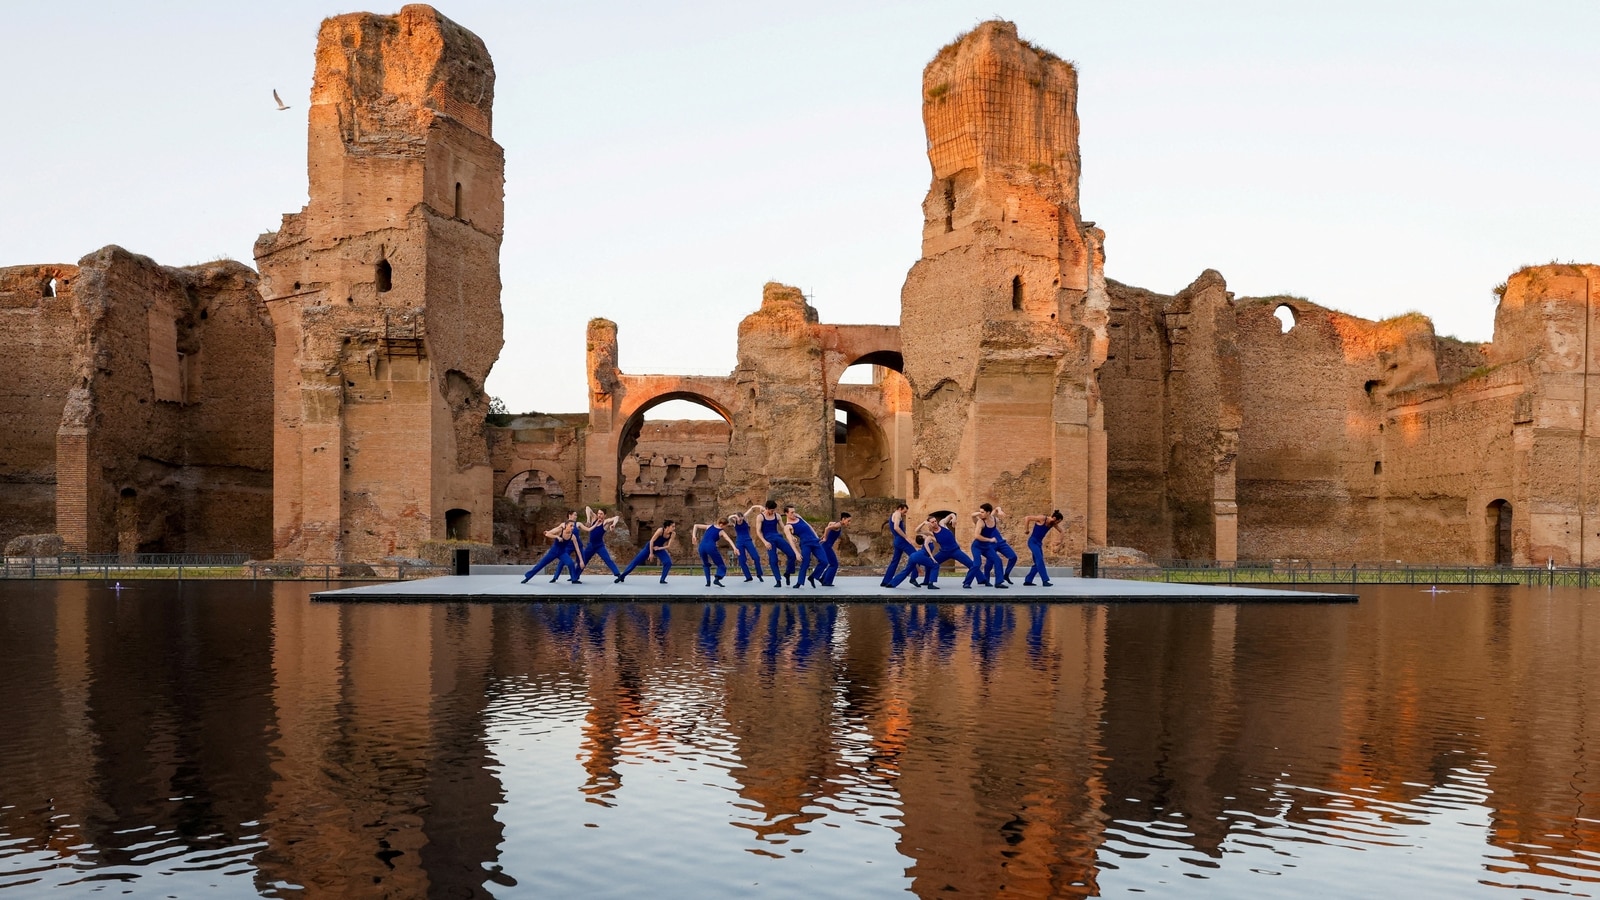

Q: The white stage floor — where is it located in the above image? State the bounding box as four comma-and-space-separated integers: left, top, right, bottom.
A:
313, 572, 1357, 604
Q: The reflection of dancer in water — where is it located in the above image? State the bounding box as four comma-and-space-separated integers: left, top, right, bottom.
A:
817, 513, 850, 585
728, 513, 766, 582
693, 518, 738, 587
619, 520, 676, 584
988, 505, 1019, 585
575, 506, 623, 580
749, 501, 796, 588
522, 511, 584, 584
880, 503, 919, 587
1022, 510, 1065, 586
788, 506, 826, 588
965, 504, 1006, 589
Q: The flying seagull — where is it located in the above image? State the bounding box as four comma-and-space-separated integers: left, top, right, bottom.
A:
273, 89, 290, 111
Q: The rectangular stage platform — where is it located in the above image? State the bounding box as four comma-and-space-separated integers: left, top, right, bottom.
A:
313, 572, 1357, 604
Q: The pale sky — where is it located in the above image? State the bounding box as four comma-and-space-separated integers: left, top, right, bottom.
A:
4, 1, 1596, 416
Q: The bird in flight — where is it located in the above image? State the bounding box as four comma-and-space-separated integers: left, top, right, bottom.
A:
273, 89, 290, 111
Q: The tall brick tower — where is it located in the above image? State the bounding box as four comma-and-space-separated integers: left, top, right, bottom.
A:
255, 5, 505, 562
899, 20, 1109, 552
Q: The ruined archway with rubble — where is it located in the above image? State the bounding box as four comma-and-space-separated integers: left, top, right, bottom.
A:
616, 392, 733, 551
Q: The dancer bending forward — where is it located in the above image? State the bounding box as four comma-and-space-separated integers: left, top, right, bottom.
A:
1022, 510, 1066, 586
619, 521, 676, 584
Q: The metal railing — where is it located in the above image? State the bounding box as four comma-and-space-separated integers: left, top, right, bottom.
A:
0, 554, 448, 582
1099, 559, 1594, 588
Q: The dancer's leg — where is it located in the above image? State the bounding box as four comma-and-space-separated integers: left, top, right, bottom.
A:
522, 545, 562, 582
1025, 540, 1049, 585
657, 551, 673, 582
619, 547, 651, 578
882, 545, 906, 586
998, 542, 1018, 582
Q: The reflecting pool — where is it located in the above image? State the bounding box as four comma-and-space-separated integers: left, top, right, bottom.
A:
1, 582, 1597, 897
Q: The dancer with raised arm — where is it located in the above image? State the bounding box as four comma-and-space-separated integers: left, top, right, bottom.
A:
728, 513, 766, 582
618, 520, 676, 584
693, 518, 738, 587
964, 504, 1006, 589
786, 506, 826, 588
880, 503, 919, 587
750, 501, 796, 588
1022, 510, 1066, 586
575, 506, 623, 580
521, 511, 584, 584
817, 513, 850, 585
989, 505, 1019, 585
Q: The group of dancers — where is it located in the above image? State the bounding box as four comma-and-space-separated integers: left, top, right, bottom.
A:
520, 499, 1066, 590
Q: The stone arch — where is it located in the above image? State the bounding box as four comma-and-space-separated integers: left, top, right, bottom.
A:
503, 468, 570, 554
832, 398, 894, 498
616, 391, 734, 463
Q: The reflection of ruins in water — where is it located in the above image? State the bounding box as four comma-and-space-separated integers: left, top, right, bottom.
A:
1, 585, 1598, 896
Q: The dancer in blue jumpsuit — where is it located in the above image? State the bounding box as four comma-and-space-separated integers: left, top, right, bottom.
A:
694, 518, 737, 586
1022, 510, 1065, 586
787, 507, 826, 588
817, 513, 850, 585
522, 511, 584, 583
729, 513, 765, 582
880, 503, 919, 587
749, 501, 796, 587
619, 521, 676, 584
576, 506, 623, 580
887, 533, 938, 589
924, 513, 980, 587
964, 505, 1006, 589
988, 506, 1019, 585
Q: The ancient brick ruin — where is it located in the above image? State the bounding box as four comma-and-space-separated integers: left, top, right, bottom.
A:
1, 9, 1594, 567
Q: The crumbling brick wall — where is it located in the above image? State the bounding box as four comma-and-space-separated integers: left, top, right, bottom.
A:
53, 247, 273, 555
900, 21, 1108, 557
255, 5, 505, 563
0, 265, 78, 544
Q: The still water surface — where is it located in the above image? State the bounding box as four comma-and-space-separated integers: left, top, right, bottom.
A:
1, 582, 1597, 898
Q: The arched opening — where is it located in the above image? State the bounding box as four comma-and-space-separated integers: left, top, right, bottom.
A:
1011, 275, 1024, 311
618, 393, 732, 551
1487, 499, 1513, 566
44, 277, 56, 298
375, 258, 393, 293
833, 477, 850, 498
1273, 304, 1297, 333
832, 399, 893, 498
445, 508, 472, 540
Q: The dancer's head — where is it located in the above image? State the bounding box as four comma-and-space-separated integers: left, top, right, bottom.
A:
839, 513, 852, 523
717, 517, 728, 526
784, 505, 797, 518
895, 502, 908, 512
979, 503, 994, 513
565, 509, 577, 520
1050, 509, 1063, 523
662, 519, 675, 529
765, 500, 777, 511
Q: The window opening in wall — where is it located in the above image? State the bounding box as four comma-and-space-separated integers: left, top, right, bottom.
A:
1373, 461, 1382, 475
693, 464, 709, 483
943, 179, 955, 232
834, 477, 850, 498
1011, 276, 1024, 311
375, 258, 392, 293
454, 182, 462, 218
1364, 379, 1379, 396
1273, 304, 1297, 333
44, 277, 56, 298
1487, 499, 1513, 566
446, 508, 471, 540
